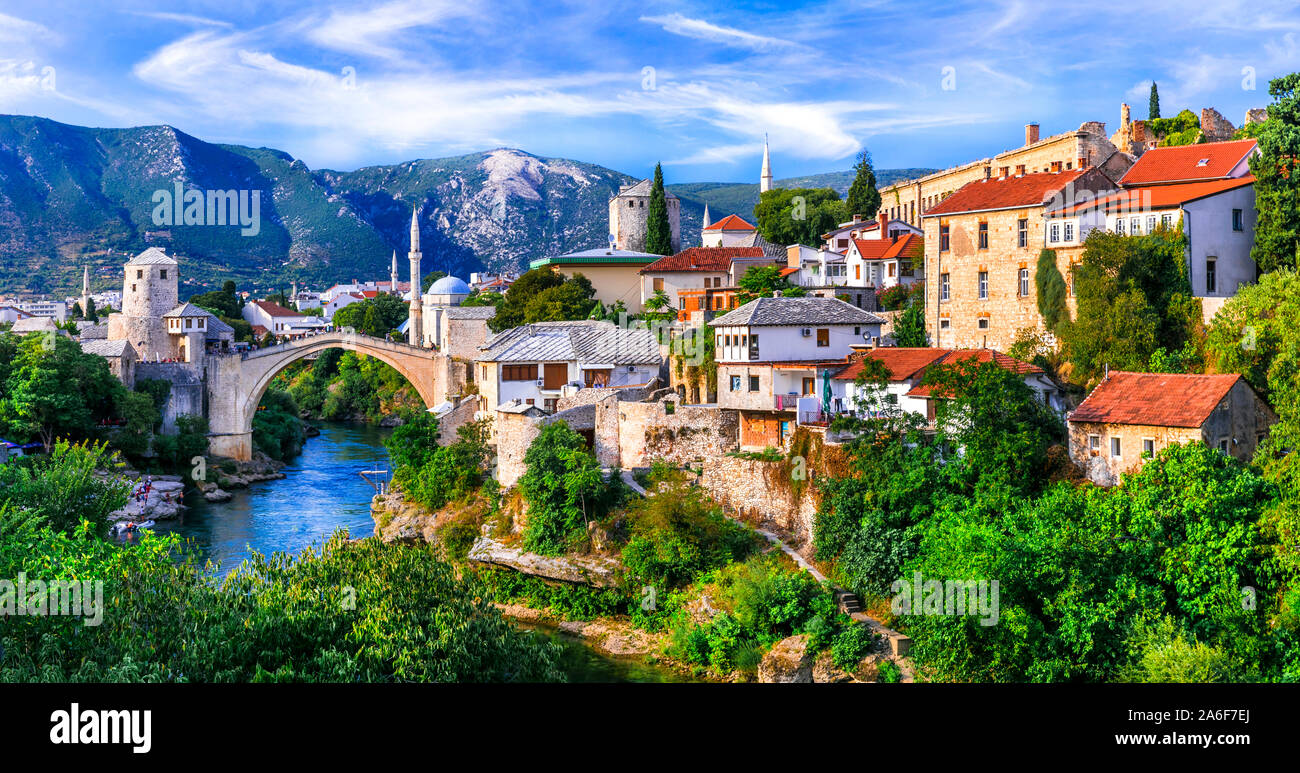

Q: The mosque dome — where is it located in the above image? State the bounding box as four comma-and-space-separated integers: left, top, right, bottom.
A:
427, 276, 471, 296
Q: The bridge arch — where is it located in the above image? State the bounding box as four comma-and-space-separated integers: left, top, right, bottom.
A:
206, 331, 448, 461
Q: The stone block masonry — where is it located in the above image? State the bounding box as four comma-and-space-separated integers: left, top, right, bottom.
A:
700, 454, 820, 548
612, 400, 738, 468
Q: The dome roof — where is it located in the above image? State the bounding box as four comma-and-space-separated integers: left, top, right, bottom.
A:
427, 275, 471, 295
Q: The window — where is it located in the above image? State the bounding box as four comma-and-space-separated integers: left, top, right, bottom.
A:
1068, 264, 1076, 296
1206, 258, 1217, 294
888, 263, 896, 277
1089, 435, 1100, 454
653, 277, 664, 292
977, 317, 990, 330
1017, 219, 1028, 248
1146, 216, 1156, 233
1115, 218, 1125, 235
1111, 437, 1122, 458
1218, 438, 1230, 455
1049, 223, 1060, 243
816, 328, 829, 347
136, 270, 143, 279
730, 375, 741, 391
1233, 209, 1244, 231
801, 377, 815, 395
1130, 216, 1141, 234
1019, 268, 1030, 297
160, 270, 167, 279
940, 273, 950, 302
748, 375, 759, 392
939, 224, 950, 252
978, 271, 988, 300
749, 334, 760, 360
855, 264, 861, 280
1142, 438, 1155, 457
978, 222, 989, 249
1162, 213, 1173, 229
502, 364, 538, 381
1064, 222, 1074, 242
939, 318, 951, 330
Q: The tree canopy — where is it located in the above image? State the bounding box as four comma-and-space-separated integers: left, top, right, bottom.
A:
754, 188, 847, 248
844, 150, 881, 221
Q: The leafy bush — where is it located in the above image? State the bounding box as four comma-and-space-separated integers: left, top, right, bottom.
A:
831, 623, 879, 672
520, 421, 614, 555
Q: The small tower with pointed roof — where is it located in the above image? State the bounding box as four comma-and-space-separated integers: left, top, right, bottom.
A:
760, 134, 774, 193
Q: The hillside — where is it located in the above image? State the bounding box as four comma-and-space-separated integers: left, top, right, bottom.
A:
0, 114, 932, 297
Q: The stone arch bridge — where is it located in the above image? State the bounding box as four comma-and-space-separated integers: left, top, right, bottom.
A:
205, 331, 457, 460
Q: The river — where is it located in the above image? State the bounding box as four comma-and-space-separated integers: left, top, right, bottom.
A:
156, 420, 693, 682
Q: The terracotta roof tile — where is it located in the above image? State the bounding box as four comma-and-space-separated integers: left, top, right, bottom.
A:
703, 214, 756, 231
639, 246, 763, 273
1119, 139, 1257, 186
1050, 176, 1255, 216
1068, 371, 1243, 428
832, 347, 950, 381
906, 349, 1043, 397
923, 170, 1088, 217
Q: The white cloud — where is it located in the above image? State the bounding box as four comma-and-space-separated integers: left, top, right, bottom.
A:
305, 0, 481, 60
639, 13, 797, 51
125, 12, 233, 28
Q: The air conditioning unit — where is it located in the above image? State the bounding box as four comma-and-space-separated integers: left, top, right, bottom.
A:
800, 328, 812, 337
626, 365, 636, 373
535, 379, 545, 387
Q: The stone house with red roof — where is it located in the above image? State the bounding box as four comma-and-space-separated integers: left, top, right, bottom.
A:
922, 166, 1119, 351
1066, 370, 1275, 485
1044, 139, 1259, 323
638, 246, 772, 322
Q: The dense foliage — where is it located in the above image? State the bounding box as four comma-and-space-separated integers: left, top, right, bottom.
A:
519, 421, 616, 555
331, 293, 409, 338
753, 187, 847, 248
489, 267, 598, 332
1249, 73, 1300, 273
844, 150, 881, 220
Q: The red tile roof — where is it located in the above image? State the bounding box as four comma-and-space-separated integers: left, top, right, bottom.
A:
703, 214, 755, 231
906, 349, 1043, 397
851, 234, 924, 261
1050, 176, 1256, 216
1068, 371, 1244, 428
252, 300, 304, 318
833, 347, 950, 381
923, 170, 1088, 217
639, 246, 763, 273
1119, 139, 1257, 186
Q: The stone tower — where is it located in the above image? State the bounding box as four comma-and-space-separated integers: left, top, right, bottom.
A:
608, 179, 680, 253
407, 208, 423, 345
108, 246, 179, 360
760, 134, 773, 193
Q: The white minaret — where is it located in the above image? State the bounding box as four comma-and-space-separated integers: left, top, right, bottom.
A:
702, 203, 711, 229
407, 209, 423, 345
759, 134, 773, 193
80, 265, 90, 317
390, 250, 399, 293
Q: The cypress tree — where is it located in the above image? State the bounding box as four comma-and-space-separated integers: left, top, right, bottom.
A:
1035, 248, 1068, 331
1149, 82, 1161, 120
845, 149, 881, 219
645, 163, 673, 256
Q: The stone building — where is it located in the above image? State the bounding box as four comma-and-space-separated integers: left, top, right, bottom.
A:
608, 178, 681, 254
878, 118, 1132, 229
921, 167, 1118, 351
1067, 371, 1275, 486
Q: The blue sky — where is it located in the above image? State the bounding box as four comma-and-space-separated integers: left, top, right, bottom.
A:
1, 0, 1297, 183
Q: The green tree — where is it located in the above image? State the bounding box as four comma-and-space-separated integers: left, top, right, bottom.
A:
1250, 72, 1300, 273
754, 188, 847, 248
1149, 81, 1161, 120
844, 149, 881, 220
0, 334, 123, 451
0, 440, 129, 536
85, 297, 98, 323
190, 283, 242, 319
892, 292, 928, 347
491, 267, 566, 331
522, 273, 599, 324
1035, 248, 1069, 332
645, 163, 673, 256
736, 264, 806, 304
332, 293, 408, 337
519, 421, 612, 555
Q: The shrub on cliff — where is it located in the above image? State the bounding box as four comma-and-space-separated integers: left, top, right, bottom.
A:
519, 421, 613, 555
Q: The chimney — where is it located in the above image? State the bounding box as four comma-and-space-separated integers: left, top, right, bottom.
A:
1025, 123, 1040, 145
772, 291, 782, 298
878, 212, 889, 238
852, 214, 863, 224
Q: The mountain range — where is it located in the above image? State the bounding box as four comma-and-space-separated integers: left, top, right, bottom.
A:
0, 114, 934, 297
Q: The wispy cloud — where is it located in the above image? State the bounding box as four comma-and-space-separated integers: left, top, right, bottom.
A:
125, 11, 233, 28
639, 13, 797, 51
305, 0, 481, 60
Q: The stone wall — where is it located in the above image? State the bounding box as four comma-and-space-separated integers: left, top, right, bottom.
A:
436, 396, 480, 447
613, 400, 738, 468
136, 361, 205, 433
494, 403, 598, 488
700, 454, 821, 547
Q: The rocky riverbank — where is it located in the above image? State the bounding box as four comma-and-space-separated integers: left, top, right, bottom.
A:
194, 452, 288, 503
